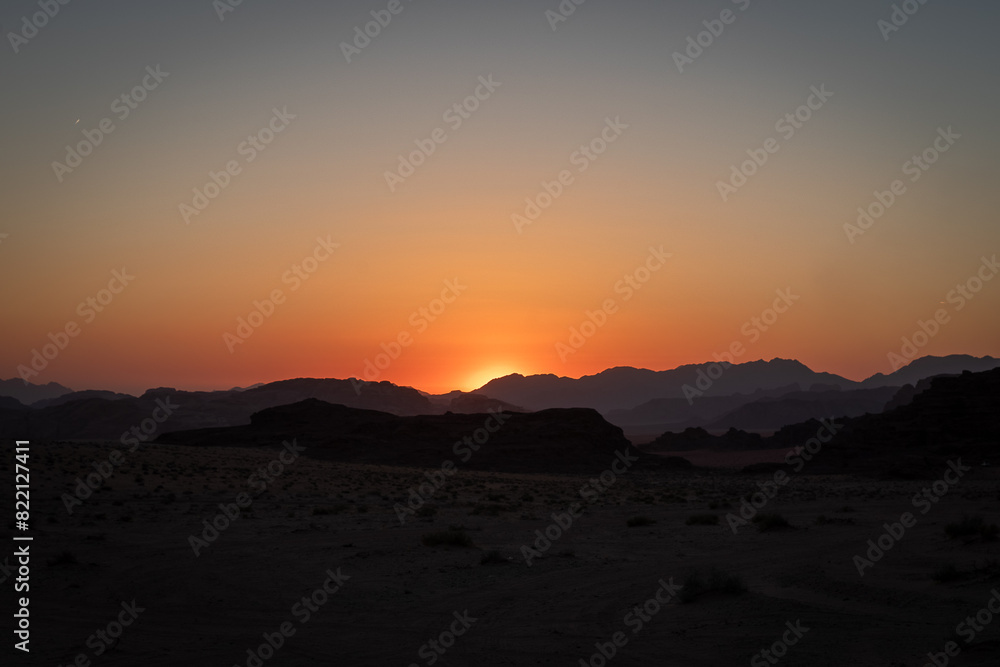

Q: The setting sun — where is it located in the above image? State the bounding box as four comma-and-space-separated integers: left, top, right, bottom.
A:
462, 364, 522, 392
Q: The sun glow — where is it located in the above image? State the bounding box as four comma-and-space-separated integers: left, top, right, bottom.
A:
462, 365, 521, 392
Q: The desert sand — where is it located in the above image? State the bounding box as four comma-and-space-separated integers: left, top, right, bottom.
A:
12, 439, 1000, 666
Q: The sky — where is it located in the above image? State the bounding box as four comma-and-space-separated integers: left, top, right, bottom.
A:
2, 0, 999, 395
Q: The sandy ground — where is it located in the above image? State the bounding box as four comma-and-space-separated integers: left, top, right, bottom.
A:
8, 441, 1000, 666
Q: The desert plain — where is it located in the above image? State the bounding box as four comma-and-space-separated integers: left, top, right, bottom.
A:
10, 439, 1000, 667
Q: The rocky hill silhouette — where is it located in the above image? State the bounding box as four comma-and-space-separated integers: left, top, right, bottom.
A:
155, 399, 675, 473
646, 368, 1000, 478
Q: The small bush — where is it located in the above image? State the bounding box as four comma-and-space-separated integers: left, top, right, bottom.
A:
480, 550, 506, 565
945, 515, 999, 542
709, 569, 747, 596
679, 568, 746, 603
686, 514, 719, 526
627, 515, 656, 528
422, 529, 474, 548
753, 513, 791, 532
678, 572, 705, 604
932, 563, 963, 583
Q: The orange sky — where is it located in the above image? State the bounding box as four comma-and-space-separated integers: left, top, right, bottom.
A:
2, 1, 999, 395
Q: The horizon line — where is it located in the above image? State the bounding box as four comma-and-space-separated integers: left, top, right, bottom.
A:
7, 353, 996, 398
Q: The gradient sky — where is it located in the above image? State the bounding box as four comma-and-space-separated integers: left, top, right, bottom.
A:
2, 0, 999, 395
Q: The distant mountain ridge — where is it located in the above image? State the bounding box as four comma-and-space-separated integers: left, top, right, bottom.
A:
0, 379, 522, 441
476, 355, 1000, 414
478, 359, 857, 414
1, 355, 996, 441
0, 378, 74, 405
859, 354, 1000, 388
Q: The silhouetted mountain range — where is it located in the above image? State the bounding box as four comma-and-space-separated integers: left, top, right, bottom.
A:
476, 356, 1000, 414
0, 395, 26, 410
0, 379, 520, 442
815, 368, 1000, 476
0, 378, 73, 405
31, 389, 133, 409
478, 359, 856, 413
605, 385, 901, 434
858, 354, 1000, 388
702, 387, 901, 432
1, 355, 996, 444
646, 368, 1000, 478
156, 399, 672, 474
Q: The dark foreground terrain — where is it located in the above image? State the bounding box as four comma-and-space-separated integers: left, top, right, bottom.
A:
11, 440, 1000, 667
